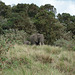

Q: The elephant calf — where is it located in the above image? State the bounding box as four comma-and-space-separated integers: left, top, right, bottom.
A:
24, 41, 30, 45
30, 33, 44, 45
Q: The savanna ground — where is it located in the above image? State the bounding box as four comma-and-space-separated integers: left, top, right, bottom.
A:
0, 44, 75, 75
0, 30, 75, 75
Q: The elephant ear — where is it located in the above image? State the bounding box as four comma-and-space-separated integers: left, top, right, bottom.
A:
30, 34, 38, 42
37, 33, 41, 37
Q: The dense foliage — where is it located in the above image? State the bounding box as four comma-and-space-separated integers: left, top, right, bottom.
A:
0, 1, 75, 44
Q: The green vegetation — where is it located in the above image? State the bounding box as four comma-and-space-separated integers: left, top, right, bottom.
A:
0, 43, 75, 75
0, 0, 75, 75
0, 1, 74, 44
0, 31, 75, 75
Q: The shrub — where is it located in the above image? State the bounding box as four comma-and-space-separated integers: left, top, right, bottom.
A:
3, 29, 29, 44
54, 38, 75, 51
0, 27, 4, 34
0, 36, 14, 70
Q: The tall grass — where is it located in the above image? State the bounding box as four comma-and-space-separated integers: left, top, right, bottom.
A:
0, 44, 74, 75
0, 30, 75, 75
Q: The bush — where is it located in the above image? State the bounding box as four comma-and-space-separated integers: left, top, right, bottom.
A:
3, 29, 29, 44
0, 36, 14, 70
0, 29, 29, 70
54, 38, 75, 51
0, 27, 4, 34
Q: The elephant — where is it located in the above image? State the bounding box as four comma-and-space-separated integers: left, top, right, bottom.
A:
23, 41, 30, 45
30, 33, 44, 45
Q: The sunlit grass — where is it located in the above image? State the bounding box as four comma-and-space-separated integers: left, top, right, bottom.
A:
1, 44, 75, 75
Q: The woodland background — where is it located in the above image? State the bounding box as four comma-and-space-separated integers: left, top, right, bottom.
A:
0, 1, 75, 75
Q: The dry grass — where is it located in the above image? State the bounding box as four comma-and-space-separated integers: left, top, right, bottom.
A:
1, 44, 75, 75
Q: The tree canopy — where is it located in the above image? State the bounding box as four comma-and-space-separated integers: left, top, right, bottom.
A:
0, 1, 75, 44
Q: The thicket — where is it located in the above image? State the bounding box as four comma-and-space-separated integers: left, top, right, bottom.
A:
0, 1, 75, 45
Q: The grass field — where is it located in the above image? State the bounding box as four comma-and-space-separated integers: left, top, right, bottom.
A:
0, 44, 75, 75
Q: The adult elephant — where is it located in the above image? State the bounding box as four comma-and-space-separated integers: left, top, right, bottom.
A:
30, 33, 44, 45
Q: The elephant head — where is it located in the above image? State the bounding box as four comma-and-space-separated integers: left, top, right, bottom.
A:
30, 33, 44, 45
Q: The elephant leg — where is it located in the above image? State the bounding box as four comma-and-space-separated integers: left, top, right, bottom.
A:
31, 40, 35, 45
39, 39, 44, 45
39, 42, 41, 45
40, 42, 44, 45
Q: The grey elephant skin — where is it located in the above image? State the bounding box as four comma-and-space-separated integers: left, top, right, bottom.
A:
30, 33, 44, 45
23, 41, 30, 45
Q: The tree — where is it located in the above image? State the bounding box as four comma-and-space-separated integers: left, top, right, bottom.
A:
0, 16, 8, 34
57, 13, 75, 38
57, 13, 71, 24
12, 3, 29, 14
34, 10, 62, 44
28, 3, 39, 17
0, 1, 12, 18
8, 12, 36, 34
40, 4, 56, 15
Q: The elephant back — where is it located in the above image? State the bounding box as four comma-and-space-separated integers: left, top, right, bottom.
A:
30, 34, 38, 43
